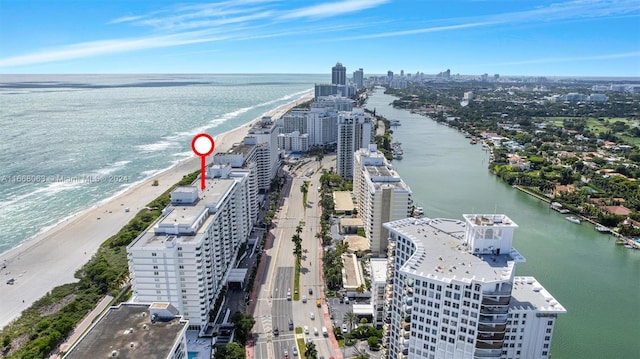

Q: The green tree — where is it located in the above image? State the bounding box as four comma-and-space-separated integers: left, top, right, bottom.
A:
305, 340, 318, 359
214, 342, 245, 359
367, 336, 380, 350
343, 311, 359, 332
230, 311, 255, 346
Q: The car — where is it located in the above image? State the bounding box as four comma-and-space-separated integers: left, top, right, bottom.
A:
310, 312, 315, 320
289, 319, 294, 330
339, 297, 344, 303
304, 326, 309, 334
273, 327, 279, 336
322, 327, 328, 336
314, 327, 319, 336
342, 324, 348, 333
344, 297, 350, 304
316, 299, 321, 307
292, 346, 298, 356
302, 295, 307, 303
309, 288, 313, 295
284, 349, 289, 359
6, 278, 15, 285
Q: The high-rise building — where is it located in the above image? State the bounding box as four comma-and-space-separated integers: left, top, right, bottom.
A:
382, 215, 565, 359
64, 303, 188, 359
332, 62, 347, 85
246, 117, 281, 188
337, 108, 372, 180
353, 68, 364, 89
353, 145, 412, 254
127, 168, 252, 335
387, 71, 394, 81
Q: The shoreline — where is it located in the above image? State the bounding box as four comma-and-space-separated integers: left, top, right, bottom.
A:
0, 91, 313, 330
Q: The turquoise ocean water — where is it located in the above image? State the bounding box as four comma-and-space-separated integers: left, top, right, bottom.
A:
0, 74, 327, 255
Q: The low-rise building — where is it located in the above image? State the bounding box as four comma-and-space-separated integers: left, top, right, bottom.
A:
64, 303, 188, 359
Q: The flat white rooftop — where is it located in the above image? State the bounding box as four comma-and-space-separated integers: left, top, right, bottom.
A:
369, 258, 388, 283
510, 276, 566, 313
130, 177, 237, 249
385, 217, 523, 283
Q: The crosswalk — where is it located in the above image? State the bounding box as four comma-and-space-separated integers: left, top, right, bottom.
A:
259, 314, 273, 336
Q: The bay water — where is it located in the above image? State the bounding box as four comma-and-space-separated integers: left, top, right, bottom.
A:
365, 88, 640, 359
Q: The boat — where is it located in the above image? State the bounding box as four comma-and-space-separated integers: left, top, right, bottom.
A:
595, 224, 610, 233
566, 216, 581, 224
412, 207, 424, 217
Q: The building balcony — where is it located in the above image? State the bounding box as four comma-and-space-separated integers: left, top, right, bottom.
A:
473, 349, 503, 358
477, 332, 505, 341
482, 284, 512, 296
479, 315, 507, 325
480, 306, 509, 315
482, 296, 510, 306
477, 323, 506, 333
475, 340, 503, 350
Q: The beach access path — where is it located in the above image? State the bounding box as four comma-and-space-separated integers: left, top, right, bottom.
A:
0, 93, 313, 330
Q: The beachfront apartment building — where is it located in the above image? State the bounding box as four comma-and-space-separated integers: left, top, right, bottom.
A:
332, 62, 347, 85
64, 302, 188, 359
127, 167, 251, 335
213, 144, 260, 223
337, 108, 372, 180
246, 116, 281, 188
353, 68, 364, 89
382, 214, 565, 359
277, 130, 309, 152
353, 145, 412, 255
281, 99, 350, 147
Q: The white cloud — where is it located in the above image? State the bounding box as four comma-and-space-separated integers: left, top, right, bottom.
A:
0, 31, 229, 67
279, 0, 389, 19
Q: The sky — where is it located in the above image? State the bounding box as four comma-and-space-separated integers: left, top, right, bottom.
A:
0, 0, 639, 76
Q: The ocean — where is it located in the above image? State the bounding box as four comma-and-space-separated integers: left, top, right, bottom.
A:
0, 74, 327, 255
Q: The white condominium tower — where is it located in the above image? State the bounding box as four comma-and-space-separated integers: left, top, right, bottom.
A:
246, 117, 281, 187
383, 214, 565, 359
337, 108, 372, 180
353, 145, 412, 255
127, 166, 252, 335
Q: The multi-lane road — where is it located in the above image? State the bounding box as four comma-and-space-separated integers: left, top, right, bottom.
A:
252, 156, 338, 359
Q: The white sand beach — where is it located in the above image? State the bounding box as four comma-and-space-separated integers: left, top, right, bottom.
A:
0, 92, 313, 329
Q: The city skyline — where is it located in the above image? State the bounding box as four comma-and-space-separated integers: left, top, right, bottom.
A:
1, 0, 639, 76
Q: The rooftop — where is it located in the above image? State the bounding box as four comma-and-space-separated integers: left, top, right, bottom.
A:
218, 143, 255, 157
344, 235, 370, 252
510, 276, 566, 313
340, 217, 364, 227
130, 177, 236, 249
333, 191, 354, 212
384, 217, 522, 283
64, 303, 187, 359
365, 164, 393, 177
369, 258, 388, 283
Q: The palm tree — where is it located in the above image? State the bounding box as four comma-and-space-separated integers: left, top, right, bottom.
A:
343, 311, 359, 332
304, 341, 318, 359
